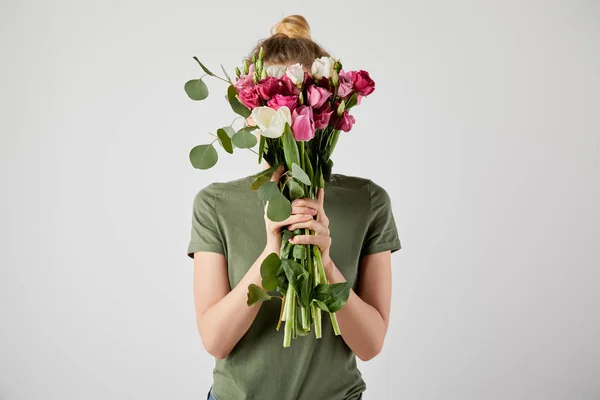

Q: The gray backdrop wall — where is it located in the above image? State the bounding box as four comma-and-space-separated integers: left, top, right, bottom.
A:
1, 1, 599, 399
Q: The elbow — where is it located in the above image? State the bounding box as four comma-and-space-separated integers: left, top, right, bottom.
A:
201, 335, 231, 359
357, 338, 384, 362
197, 323, 230, 359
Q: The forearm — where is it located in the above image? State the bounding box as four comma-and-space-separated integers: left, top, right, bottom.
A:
324, 260, 387, 361
199, 240, 281, 359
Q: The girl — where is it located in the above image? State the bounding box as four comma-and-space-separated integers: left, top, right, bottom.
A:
187, 14, 401, 400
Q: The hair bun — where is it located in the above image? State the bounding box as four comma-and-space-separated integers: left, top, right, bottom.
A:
271, 15, 311, 40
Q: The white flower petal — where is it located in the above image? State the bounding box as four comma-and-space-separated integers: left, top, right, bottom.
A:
251, 107, 277, 131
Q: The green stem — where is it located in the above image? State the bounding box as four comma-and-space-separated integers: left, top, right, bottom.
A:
283, 284, 294, 347
313, 245, 342, 336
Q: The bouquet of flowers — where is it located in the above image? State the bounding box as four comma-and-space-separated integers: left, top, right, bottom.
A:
185, 47, 375, 347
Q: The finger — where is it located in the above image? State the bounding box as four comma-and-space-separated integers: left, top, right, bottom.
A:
317, 187, 325, 205
291, 205, 317, 216
289, 234, 331, 250
274, 213, 313, 229
286, 218, 329, 235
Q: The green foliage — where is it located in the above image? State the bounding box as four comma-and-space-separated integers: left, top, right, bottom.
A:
184, 79, 209, 100
247, 284, 272, 306
189, 144, 218, 169
217, 128, 233, 154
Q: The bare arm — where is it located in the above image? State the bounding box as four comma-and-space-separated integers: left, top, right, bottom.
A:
323, 250, 392, 361
192, 239, 280, 359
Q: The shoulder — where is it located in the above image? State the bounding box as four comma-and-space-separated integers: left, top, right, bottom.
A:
330, 173, 389, 196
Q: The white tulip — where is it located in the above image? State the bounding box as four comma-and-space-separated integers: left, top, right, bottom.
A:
285, 63, 305, 86
251, 106, 292, 138
265, 65, 287, 79
311, 56, 335, 80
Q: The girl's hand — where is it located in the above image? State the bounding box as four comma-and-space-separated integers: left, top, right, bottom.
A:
285, 188, 333, 268
264, 165, 315, 249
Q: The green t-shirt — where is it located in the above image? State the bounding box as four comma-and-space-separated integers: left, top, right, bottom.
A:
186, 172, 401, 400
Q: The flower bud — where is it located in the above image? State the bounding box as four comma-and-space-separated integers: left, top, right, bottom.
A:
334, 59, 343, 73
260, 68, 268, 80
252, 54, 256, 63
337, 100, 345, 117
235, 66, 241, 78
331, 70, 339, 86
255, 59, 263, 73
253, 71, 259, 84
243, 59, 249, 75
259, 46, 264, 60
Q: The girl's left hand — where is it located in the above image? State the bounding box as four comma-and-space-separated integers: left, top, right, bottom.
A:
286, 187, 333, 268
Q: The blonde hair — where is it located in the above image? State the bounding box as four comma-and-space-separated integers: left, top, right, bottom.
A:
248, 15, 331, 67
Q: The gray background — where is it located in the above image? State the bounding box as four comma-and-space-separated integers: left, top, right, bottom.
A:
1, 0, 599, 399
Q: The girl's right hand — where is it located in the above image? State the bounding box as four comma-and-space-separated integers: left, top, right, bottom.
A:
264, 165, 317, 247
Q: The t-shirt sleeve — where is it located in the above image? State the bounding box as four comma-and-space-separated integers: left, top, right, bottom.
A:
186, 184, 226, 259
360, 180, 402, 256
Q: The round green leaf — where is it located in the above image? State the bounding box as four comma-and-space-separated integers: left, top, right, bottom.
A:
232, 129, 258, 149
184, 78, 209, 100
227, 84, 251, 118
267, 192, 292, 222
189, 144, 218, 169
217, 128, 233, 154
258, 181, 279, 201
291, 162, 311, 185
288, 180, 304, 201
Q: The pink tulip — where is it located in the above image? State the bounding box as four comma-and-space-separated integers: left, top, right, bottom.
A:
291, 105, 315, 141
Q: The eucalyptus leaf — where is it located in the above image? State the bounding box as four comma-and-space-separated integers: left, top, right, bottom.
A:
193, 57, 216, 77
247, 283, 272, 306
227, 84, 251, 118
250, 163, 279, 190
221, 64, 232, 83
232, 129, 258, 149
184, 79, 209, 101
189, 144, 218, 169
282, 123, 300, 171
258, 181, 279, 201
291, 162, 311, 185
287, 180, 304, 201
267, 192, 292, 222
217, 128, 233, 154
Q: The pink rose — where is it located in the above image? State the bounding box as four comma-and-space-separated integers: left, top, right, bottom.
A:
306, 84, 332, 109
335, 110, 355, 132
313, 103, 334, 129
337, 70, 355, 97
280, 74, 300, 96
353, 70, 375, 96
255, 77, 281, 100
237, 87, 261, 109
234, 73, 254, 91
291, 105, 315, 141
267, 94, 299, 113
